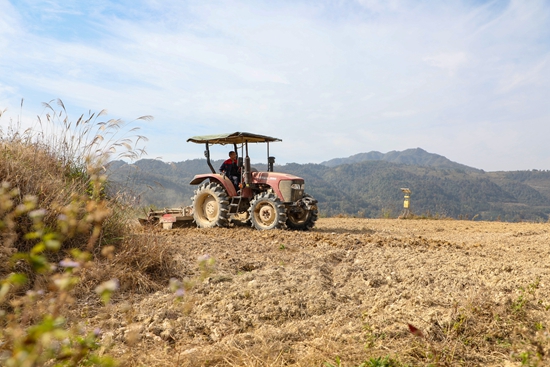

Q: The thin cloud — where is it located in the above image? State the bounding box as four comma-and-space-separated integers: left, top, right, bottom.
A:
423, 52, 468, 76
497, 57, 550, 93
1, 0, 549, 171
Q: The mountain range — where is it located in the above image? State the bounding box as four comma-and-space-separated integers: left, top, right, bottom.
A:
108, 148, 550, 222
321, 148, 482, 172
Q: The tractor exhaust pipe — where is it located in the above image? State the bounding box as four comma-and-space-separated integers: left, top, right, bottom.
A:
244, 141, 251, 185
204, 143, 215, 174
267, 141, 275, 172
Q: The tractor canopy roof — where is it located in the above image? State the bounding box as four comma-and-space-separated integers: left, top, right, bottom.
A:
187, 132, 282, 145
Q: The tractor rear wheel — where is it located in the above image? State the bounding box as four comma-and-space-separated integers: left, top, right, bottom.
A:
249, 192, 287, 230
192, 182, 230, 228
286, 194, 318, 231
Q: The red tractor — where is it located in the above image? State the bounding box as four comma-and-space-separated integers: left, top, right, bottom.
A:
187, 132, 318, 230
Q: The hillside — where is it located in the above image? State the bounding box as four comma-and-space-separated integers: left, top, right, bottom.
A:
320, 147, 482, 173
108, 150, 550, 222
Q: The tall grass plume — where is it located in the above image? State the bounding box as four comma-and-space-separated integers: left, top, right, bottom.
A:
0, 99, 153, 365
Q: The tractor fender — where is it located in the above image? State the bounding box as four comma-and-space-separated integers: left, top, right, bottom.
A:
189, 173, 238, 196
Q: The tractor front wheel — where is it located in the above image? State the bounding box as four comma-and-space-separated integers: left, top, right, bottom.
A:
286, 194, 318, 231
192, 182, 230, 228
249, 192, 287, 230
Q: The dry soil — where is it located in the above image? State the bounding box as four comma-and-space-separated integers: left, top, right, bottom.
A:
83, 218, 550, 366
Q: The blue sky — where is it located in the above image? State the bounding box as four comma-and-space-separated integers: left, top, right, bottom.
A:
1, 0, 549, 171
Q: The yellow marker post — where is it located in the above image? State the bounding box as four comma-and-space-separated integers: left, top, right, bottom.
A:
400, 188, 411, 219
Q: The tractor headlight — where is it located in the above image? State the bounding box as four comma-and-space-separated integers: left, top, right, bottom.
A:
290, 183, 305, 190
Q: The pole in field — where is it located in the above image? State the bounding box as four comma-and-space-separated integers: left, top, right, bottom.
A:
399, 188, 411, 219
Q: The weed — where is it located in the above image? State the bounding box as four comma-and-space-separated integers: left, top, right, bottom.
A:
325, 355, 404, 367
380, 208, 394, 219
0, 172, 118, 366
363, 322, 377, 348
512, 278, 540, 315
364, 356, 401, 367
324, 356, 342, 367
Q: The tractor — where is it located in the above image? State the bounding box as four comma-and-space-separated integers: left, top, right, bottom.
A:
187, 132, 318, 230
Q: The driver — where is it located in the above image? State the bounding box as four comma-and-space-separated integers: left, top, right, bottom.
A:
219, 151, 240, 190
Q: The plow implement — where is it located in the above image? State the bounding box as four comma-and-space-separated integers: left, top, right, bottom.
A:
138, 206, 194, 229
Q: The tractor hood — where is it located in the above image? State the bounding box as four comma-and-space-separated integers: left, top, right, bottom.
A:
187, 132, 282, 145
252, 171, 303, 182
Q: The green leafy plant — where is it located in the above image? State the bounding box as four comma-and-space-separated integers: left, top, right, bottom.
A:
512, 278, 540, 315
324, 356, 342, 367
364, 356, 401, 367
0, 179, 118, 366
324, 356, 403, 367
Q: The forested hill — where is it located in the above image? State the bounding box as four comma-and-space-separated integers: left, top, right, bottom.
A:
108, 152, 550, 222
321, 148, 482, 173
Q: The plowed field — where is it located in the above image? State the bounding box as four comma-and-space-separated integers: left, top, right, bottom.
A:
85, 218, 550, 366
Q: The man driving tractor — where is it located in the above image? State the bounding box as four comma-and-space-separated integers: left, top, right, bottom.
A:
219, 150, 240, 190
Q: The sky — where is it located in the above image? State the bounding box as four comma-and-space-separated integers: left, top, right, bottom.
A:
1, 0, 549, 171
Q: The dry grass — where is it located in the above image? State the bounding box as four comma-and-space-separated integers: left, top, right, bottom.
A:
1, 102, 139, 250
0, 100, 180, 365
1, 99, 188, 313
80, 231, 183, 294
0, 100, 160, 287
360, 284, 550, 366
0, 140, 79, 251
160, 286, 548, 367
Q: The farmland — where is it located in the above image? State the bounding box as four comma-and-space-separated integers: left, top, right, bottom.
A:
81, 218, 550, 366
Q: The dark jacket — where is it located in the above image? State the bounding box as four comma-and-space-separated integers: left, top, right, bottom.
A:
219, 158, 239, 177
